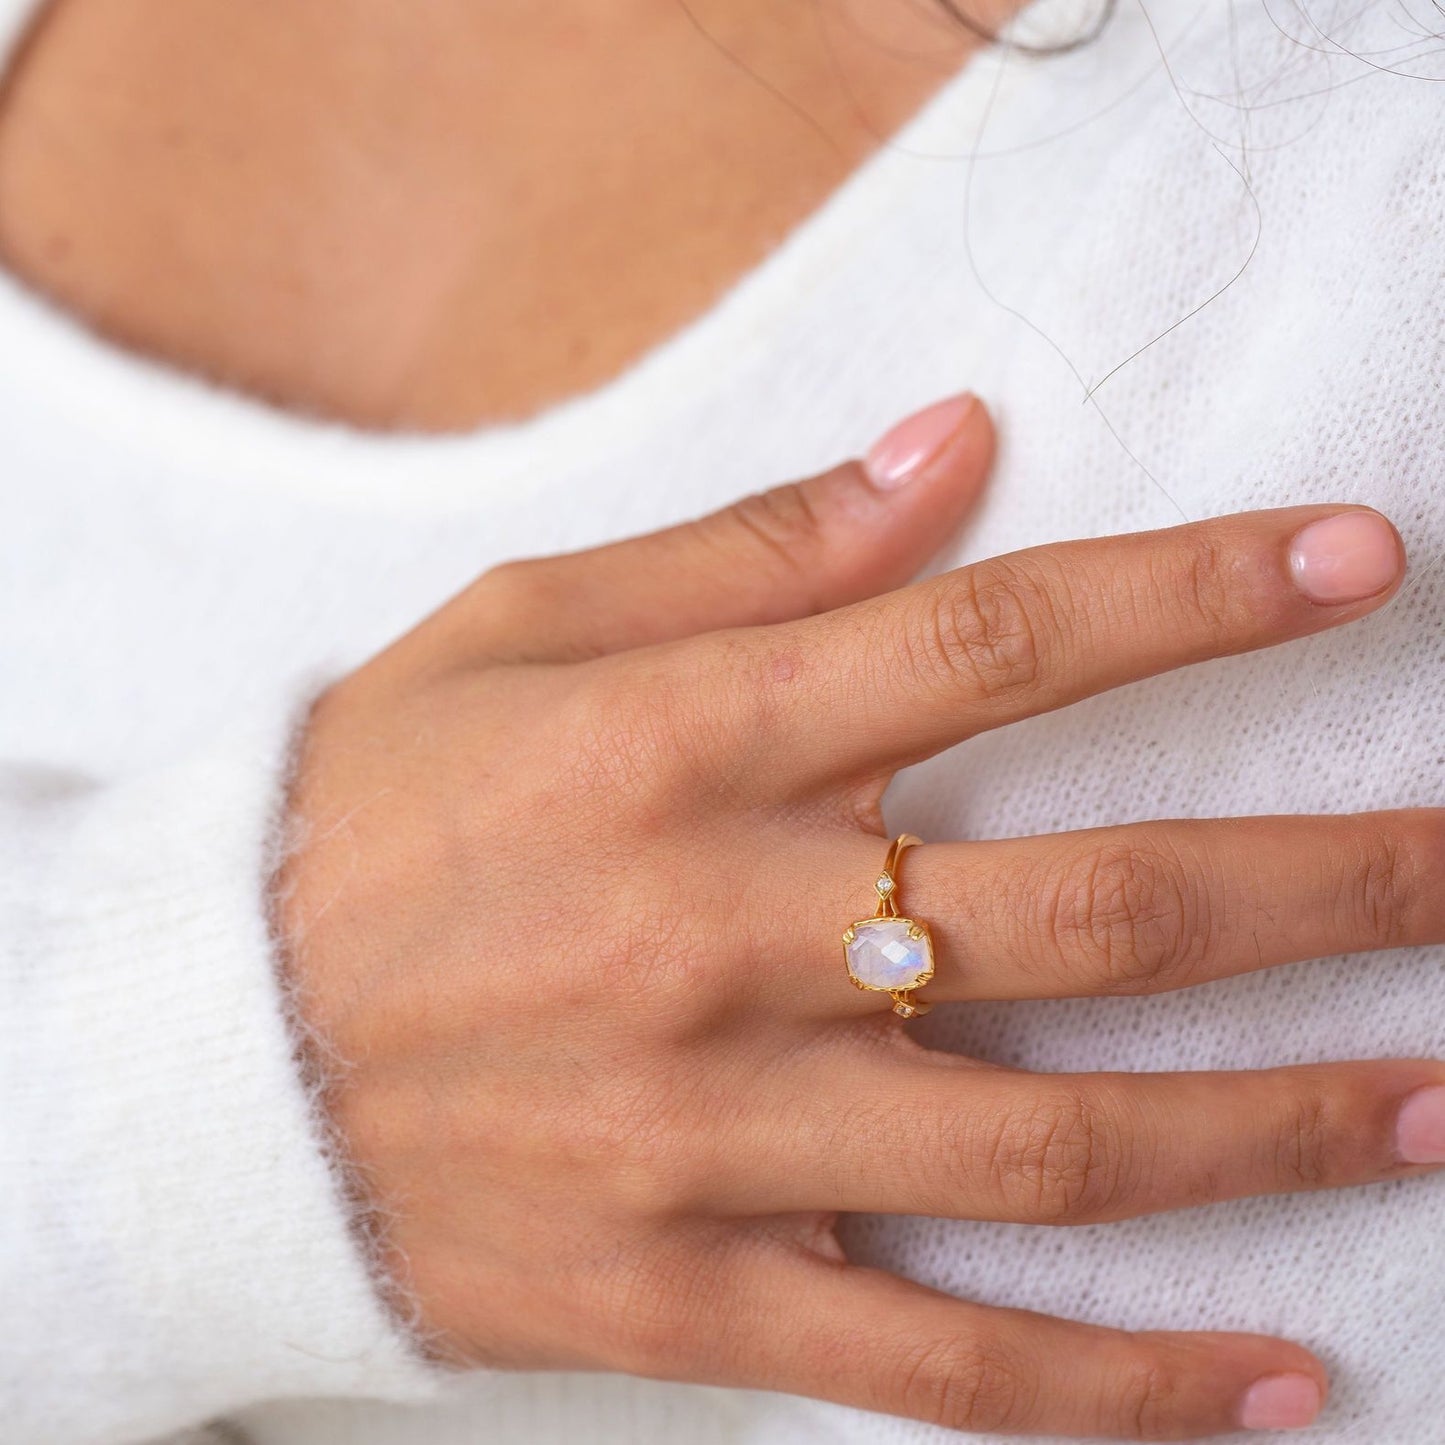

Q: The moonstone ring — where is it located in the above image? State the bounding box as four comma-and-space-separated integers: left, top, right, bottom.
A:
842, 834, 936, 1019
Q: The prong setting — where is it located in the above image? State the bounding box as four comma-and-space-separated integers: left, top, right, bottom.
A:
843, 916, 934, 994
843, 835, 935, 1020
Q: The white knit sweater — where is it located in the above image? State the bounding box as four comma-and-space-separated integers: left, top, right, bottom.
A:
2, 2, 1442, 1443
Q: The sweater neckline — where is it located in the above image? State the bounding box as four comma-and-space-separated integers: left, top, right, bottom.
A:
0, 4, 1111, 509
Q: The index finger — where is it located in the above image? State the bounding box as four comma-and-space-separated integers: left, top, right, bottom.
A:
721, 505, 1403, 793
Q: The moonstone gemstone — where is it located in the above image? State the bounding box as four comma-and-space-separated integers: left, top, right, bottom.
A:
845, 918, 933, 991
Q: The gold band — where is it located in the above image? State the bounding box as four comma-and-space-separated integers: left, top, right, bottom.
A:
842, 833, 936, 1018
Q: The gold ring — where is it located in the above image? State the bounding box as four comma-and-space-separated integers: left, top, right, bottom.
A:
842, 834, 936, 1019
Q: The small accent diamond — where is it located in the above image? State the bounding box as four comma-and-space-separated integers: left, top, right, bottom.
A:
875, 874, 895, 896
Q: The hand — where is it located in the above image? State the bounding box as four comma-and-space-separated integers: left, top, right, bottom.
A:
276, 393, 1445, 1439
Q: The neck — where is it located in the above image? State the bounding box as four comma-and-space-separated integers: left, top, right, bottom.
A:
0, 0, 1008, 430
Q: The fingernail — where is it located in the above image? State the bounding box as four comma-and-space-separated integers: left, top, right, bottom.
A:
1239, 1373, 1322, 1431
1396, 1084, 1445, 1164
864, 393, 977, 491
1288, 510, 1402, 604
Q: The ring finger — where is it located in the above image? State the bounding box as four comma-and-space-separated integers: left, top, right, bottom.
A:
788, 808, 1445, 1016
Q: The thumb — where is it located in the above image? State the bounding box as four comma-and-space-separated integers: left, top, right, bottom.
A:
470, 391, 994, 662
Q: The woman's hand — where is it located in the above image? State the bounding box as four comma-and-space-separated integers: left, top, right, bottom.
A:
276, 394, 1445, 1439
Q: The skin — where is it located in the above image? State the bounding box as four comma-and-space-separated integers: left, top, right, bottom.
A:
0, 0, 992, 428
276, 397, 1445, 1437
0, 4, 1438, 1437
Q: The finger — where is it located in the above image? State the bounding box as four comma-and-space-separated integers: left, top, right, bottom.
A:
728, 504, 1404, 790
735, 1051, 1445, 1227
716, 1244, 1328, 1438
459, 392, 994, 661
806, 810, 1445, 1013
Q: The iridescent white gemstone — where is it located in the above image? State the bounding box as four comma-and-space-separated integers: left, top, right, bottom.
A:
844, 918, 933, 991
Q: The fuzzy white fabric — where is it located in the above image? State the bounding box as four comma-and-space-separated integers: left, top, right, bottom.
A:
2, 1, 1443, 1443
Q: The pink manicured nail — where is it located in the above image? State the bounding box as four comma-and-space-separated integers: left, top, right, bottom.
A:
864, 393, 977, 490
1396, 1084, 1445, 1163
1288, 510, 1402, 604
1239, 1373, 1322, 1431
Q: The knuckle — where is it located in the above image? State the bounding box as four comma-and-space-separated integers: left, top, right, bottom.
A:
472, 556, 541, 605
1344, 828, 1420, 947
1167, 533, 1241, 638
555, 660, 696, 811
466, 557, 556, 638
895, 1334, 1033, 1434
987, 1088, 1134, 1225
911, 557, 1050, 706
725, 483, 827, 598
1114, 1355, 1183, 1439
609, 632, 774, 807
562, 1072, 700, 1211
1041, 839, 1206, 991
599, 1243, 711, 1375
1271, 1087, 1336, 1189
591, 898, 722, 1028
